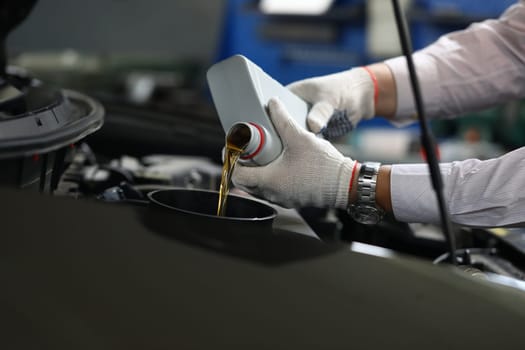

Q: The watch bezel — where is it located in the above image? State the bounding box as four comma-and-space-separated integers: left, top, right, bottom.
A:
348, 204, 384, 225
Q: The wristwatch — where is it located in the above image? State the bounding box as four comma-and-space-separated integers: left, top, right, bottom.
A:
348, 162, 385, 225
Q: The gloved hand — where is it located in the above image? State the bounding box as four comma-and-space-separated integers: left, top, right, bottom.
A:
232, 97, 356, 209
287, 67, 376, 139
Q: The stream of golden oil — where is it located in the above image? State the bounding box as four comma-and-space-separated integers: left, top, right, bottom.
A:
216, 141, 244, 216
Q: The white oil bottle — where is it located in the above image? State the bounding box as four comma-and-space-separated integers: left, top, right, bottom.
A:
207, 55, 309, 166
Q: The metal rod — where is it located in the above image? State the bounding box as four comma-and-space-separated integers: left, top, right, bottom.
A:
390, 0, 457, 264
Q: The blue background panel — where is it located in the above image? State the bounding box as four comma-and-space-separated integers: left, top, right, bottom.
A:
216, 0, 368, 84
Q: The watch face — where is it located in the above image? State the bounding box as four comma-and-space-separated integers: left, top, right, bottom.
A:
349, 205, 383, 225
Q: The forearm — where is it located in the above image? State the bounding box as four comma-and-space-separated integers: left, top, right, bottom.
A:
390, 147, 525, 226
376, 165, 392, 213
348, 147, 525, 227
383, 1, 525, 121
365, 63, 397, 120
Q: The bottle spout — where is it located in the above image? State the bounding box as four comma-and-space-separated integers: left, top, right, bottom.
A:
226, 122, 253, 151
226, 122, 266, 163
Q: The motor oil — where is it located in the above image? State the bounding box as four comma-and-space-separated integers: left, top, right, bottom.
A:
216, 123, 251, 216
207, 55, 309, 166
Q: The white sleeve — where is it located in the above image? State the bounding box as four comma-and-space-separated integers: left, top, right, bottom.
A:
390, 147, 525, 226
384, 0, 525, 124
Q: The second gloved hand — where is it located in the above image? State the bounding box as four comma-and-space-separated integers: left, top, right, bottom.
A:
287, 67, 376, 139
232, 97, 356, 209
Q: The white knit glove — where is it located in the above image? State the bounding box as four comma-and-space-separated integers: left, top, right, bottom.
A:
287, 67, 376, 139
232, 97, 356, 209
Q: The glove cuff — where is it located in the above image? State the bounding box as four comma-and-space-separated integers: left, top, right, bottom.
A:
362, 66, 379, 108
334, 158, 357, 209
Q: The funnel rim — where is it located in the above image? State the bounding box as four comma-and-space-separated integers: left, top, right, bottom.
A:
147, 188, 277, 222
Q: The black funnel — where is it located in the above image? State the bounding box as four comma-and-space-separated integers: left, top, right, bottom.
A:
147, 188, 277, 236
142, 189, 343, 265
